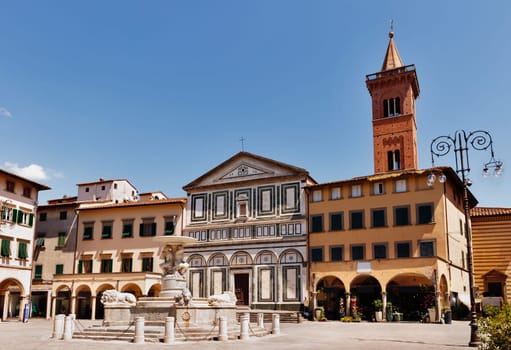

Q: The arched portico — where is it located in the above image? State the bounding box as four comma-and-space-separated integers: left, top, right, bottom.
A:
95, 283, 115, 320
315, 276, 346, 320
147, 283, 161, 297
75, 285, 92, 319
350, 275, 382, 321
386, 273, 434, 321
0, 278, 26, 321
121, 283, 142, 298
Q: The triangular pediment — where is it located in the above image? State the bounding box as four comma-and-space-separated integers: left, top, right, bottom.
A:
183, 152, 312, 191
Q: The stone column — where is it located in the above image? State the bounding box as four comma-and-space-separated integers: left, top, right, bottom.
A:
257, 312, 264, 328
52, 314, 65, 339
240, 313, 249, 340
252, 266, 257, 304
382, 291, 387, 320
1, 290, 9, 320
46, 291, 52, 320
272, 313, 280, 335
70, 295, 76, 316
63, 315, 73, 341
90, 296, 96, 320
218, 316, 228, 341
19, 295, 28, 322
51, 296, 57, 319
346, 293, 351, 317
435, 291, 441, 323
164, 316, 175, 343
134, 316, 145, 344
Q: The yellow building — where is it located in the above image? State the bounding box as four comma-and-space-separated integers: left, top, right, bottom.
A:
471, 207, 511, 304
305, 30, 476, 321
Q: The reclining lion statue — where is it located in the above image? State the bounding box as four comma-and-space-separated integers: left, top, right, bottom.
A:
207, 291, 237, 306
100, 289, 137, 305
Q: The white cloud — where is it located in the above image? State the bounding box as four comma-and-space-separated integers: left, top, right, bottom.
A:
4, 162, 49, 181
0, 107, 12, 118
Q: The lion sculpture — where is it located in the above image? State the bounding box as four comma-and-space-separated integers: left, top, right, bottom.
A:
207, 291, 237, 306
100, 289, 137, 305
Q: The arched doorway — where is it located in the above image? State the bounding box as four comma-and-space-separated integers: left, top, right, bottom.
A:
147, 284, 161, 297
350, 275, 382, 321
121, 283, 142, 298
95, 284, 115, 320
55, 286, 71, 315
386, 273, 434, 321
316, 276, 345, 320
0, 278, 25, 320
76, 287, 92, 319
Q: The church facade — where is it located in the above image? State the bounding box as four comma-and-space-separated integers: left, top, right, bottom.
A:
182, 152, 316, 311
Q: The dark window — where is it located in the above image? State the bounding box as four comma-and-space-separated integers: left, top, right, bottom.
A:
142, 257, 153, 272
351, 245, 365, 260
59, 211, 67, 220
164, 220, 175, 235
140, 222, 156, 237
101, 259, 113, 273
101, 185, 106, 191
22, 187, 31, 198
396, 242, 411, 258
36, 233, 45, 247
417, 204, 433, 224
420, 241, 435, 257
83, 225, 93, 240
310, 248, 323, 262
122, 223, 133, 238
330, 213, 343, 231
383, 97, 401, 118
372, 209, 386, 228
350, 211, 364, 229
6, 180, 15, 193
373, 244, 387, 259
78, 259, 93, 273
55, 264, 64, 275
34, 265, 43, 279
121, 257, 133, 272
85, 187, 89, 192
330, 246, 343, 261
387, 150, 401, 171
101, 224, 113, 239
39, 212, 47, 221
311, 215, 323, 233
394, 206, 410, 226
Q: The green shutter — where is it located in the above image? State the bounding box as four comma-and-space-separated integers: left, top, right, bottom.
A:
11, 209, 17, 223
56, 264, 64, 274
109, 259, 113, 273
78, 260, 83, 274
1, 239, 11, 257
17, 210, 23, 224
28, 213, 34, 227
139, 223, 144, 236
34, 265, 43, 279
18, 242, 27, 259
151, 222, 157, 236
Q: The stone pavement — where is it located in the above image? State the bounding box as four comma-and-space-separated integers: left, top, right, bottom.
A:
0, 318, 472, 350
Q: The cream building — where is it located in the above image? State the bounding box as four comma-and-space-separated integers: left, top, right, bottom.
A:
0, 169, 49, 321
183, 151, 316, 311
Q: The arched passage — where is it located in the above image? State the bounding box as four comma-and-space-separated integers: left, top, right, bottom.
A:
386, 273, 434, 321
121, 283, 142, 298
147, 283, 161, 297
75, 285, 92, 319
55, 285, 71, 316
350, 275, 382, 321
316, 276, 346, 320
0, 278, 25, 320
95, 283, 115, 320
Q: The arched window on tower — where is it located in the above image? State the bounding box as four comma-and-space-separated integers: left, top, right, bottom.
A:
387, 150, 401, 171
383, 97, 401, 118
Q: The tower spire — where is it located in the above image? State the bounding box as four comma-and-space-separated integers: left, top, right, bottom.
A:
381, 21, 404, 71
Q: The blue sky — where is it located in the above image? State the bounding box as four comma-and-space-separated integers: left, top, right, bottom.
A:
0, 1, 509, 207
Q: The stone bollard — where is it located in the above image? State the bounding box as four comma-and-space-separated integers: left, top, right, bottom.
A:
240, 313, 250, 340
272, 313, 280, 335
218, 316, 228, 341
257, 312, 264, 329
52, 314, 65, 339
164, 316, 175, 344
63, 315, 73, 341
134, 316, 145, 344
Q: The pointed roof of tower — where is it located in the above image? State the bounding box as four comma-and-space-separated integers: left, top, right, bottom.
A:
381, 31, 404, 71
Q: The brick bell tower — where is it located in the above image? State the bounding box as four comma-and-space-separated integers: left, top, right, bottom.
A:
366, 29, 420, 173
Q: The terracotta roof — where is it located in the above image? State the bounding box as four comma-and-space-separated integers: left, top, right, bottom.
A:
381, 31, 404, 71
77, 197, 186, 211
471, 207, 511, 217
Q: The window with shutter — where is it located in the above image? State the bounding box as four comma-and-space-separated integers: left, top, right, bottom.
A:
18, 242, 27, 259
1, 239, 11, 257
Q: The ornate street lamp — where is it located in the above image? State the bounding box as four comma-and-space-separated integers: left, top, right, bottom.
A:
428, 130, 503, 347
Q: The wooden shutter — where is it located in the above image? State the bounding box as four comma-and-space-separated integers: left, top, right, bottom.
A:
28, 213, 34, 226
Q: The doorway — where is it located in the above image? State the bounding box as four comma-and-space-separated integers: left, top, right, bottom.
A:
234, 273, 249, 306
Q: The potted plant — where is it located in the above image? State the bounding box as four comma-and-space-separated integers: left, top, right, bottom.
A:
373, 299, 383, 322
386, 301, 393, 321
